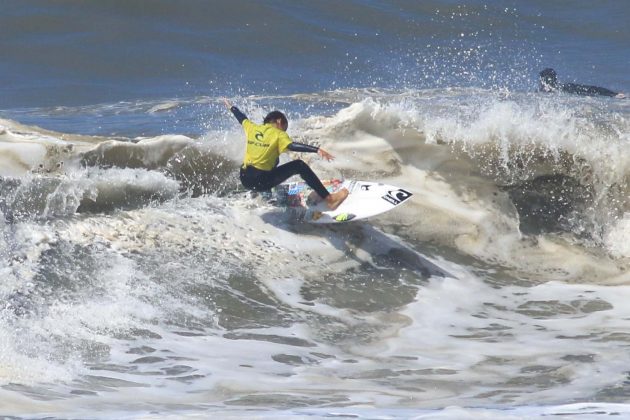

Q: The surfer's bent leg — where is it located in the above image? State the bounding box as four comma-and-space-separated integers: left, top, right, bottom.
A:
269, 160, 330, 198
240, 166, 274, 191
240, 161, 330, 198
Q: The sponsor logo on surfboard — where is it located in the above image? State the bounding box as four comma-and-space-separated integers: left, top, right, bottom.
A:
381, 189, 412, 205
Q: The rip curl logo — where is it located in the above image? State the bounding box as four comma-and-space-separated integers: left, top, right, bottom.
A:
382, 189, 412, 205
249, 130, 270, 148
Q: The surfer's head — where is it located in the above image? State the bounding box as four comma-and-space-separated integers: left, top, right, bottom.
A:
264, 111, 288, 131
539, 68, 558, 92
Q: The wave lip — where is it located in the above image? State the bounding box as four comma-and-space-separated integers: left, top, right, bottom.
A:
2, 89, 629, 262
0, 90, 629, 417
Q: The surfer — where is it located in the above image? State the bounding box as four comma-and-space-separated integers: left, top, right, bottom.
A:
223, 98, 349, 210
539, 68, 626, 98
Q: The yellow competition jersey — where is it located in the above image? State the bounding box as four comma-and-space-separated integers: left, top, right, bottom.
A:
241, 119, 292, 171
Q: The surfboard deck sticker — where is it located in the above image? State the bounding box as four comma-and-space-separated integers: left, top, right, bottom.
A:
274, 179, 413, 224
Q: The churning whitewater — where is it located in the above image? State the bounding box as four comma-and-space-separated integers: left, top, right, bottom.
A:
1, 89, 629, 418
1, 1, 629, 418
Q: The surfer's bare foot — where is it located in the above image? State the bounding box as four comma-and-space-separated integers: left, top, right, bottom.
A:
325, 188, 349, 210
307, 190, 323, 204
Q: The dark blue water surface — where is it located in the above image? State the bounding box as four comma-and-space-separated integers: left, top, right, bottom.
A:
0, 0, 627, 135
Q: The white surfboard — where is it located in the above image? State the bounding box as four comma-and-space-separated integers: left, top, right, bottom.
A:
274, 179, 413, 224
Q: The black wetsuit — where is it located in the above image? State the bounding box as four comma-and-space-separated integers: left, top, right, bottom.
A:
229, 106, 330, 198
539, 68, 621, 98
560, 83, 619, 97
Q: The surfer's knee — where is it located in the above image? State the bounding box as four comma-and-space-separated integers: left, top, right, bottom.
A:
292, 159, 311, 174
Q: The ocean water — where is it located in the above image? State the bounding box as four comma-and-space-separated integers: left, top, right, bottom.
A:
0, 1, 629, 419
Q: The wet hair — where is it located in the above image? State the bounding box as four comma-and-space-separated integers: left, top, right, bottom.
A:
263, 110, 288, 126
539, 68, 558, 88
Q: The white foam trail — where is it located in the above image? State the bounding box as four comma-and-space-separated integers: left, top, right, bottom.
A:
0, 89, 629, 418
148, 101, 181, 113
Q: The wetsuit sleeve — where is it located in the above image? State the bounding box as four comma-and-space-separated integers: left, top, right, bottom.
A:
229, 106, 248, 124
287, 142, 319, 153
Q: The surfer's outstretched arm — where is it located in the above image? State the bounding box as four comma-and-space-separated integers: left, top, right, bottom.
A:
230, 107, 247, 124
287, 143, 318, 153
223, 98, 247, 124
287, 143, 335, 162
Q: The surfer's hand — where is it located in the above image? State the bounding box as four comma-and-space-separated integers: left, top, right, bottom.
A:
318, 148, 334, 162
222, 98, 233, 109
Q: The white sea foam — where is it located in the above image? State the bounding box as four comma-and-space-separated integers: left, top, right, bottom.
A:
292, 98, 628, 283
0, 91, 629, 418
